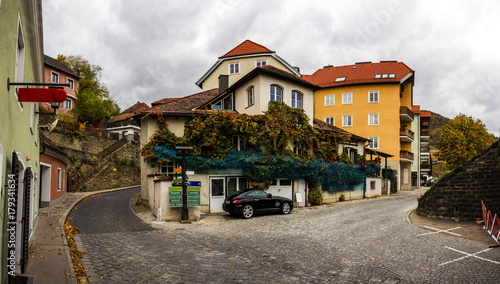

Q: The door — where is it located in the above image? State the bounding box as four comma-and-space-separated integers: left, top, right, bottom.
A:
210, 177, 225, 213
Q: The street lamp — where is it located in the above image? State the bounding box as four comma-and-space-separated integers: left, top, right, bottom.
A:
175, 146, 193, 221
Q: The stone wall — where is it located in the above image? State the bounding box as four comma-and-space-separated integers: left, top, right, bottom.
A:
417, 140, 500, 221
42, 130, 140, 191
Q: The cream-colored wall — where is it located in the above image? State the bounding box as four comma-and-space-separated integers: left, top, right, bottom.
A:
233, 75, 315, 124
201, 55, 291, 91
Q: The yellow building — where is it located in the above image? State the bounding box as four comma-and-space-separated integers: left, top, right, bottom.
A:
305, 61, 415, 191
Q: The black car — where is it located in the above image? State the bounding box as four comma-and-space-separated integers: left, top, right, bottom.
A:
222, 189, 293, 218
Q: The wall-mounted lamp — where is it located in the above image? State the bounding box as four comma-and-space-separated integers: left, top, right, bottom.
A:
36, 101, 60, 115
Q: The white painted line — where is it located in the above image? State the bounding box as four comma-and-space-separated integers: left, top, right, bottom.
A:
439, 246, 500, 266
417, 226, 462, 237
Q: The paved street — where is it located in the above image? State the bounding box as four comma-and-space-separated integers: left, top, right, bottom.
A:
69, 187, 500, 283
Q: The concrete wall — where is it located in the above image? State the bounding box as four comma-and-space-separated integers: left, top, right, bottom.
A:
417, 140, 500, 221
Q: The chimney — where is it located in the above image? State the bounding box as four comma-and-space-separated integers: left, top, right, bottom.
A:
219, 74, 229, 94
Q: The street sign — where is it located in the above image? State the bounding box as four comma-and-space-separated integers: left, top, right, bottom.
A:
169, 187, 182, 207
187, 186, 200, 206
188, 181, 201, 187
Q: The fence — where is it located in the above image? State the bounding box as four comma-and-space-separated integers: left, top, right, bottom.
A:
478, 200, 500, 248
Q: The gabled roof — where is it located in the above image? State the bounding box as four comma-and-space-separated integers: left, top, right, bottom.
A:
195, 40, 301, 88
108, 102, 150, 123
44, 55, 79, 78
142, 88, 220, 115
220, 40, 274, 58
303, 61, 414, 88
199, 65, 320, 110
313, 118, 368, 142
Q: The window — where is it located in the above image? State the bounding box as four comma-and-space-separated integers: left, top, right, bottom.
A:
158, 161, 178, 178
335, 76, 346, 82
64, 99, 72, 109
15, 19, 25, 107
291, 91, 303, 109
325, 116, 334, 125
368, 113, 379, 125
247, 86, 255, 107
57, 168, 62, 191
51, 72, 59, 83
229, 62, 239, 74
68, 78, 74, 90
227, 177, 248, 196
270, 85, 282, 102
213, 94, 233, 110
342, 115, 353, 127
370, 180, 376, 191
293, 142, 303, 155
342, 92, 352, 104
255, 59, 267, 67
324, 94, 334, 106
369, 91, 379, 103
368, 137, 379, 149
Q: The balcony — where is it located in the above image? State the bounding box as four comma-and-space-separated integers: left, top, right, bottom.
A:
400, 150, 414, 162
399, 106, 414, 122
400, 128, 414, 142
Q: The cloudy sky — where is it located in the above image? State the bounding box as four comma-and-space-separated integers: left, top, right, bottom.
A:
43, 0, 500, 135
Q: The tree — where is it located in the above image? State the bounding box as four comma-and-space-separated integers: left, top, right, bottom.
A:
57, 54, 120, 126
436, 113, 494, 169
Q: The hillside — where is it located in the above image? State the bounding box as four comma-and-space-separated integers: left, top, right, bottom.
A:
426, 111, 450, 149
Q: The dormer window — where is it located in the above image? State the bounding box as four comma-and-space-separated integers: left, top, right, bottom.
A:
213, 94, 234, 111
335, 76, 347, 82
229, 62, 240, 74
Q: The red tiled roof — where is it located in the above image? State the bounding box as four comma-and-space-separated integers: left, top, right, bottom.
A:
412, 105, 421, 114
220, 40, 273, 58
304, 61, 413, 87
108, 102, 150, 123
151, 98, 179, 106
144, 88, 220, 114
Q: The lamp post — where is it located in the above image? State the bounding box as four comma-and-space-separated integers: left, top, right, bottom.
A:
175, 146, 193, 221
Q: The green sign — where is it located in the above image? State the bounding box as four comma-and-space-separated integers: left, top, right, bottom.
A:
169, 187, 182, 207
187, 186, 200, 206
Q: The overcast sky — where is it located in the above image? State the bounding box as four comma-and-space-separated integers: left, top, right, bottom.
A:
43, 0, 500, 135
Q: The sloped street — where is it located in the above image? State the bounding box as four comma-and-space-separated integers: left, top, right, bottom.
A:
69, 187, 500, 283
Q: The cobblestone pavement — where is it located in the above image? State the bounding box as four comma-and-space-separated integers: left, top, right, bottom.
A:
71, 188, 500, 283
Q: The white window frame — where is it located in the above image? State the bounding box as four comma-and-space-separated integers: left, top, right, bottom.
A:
368, 113, 379, 126
325, 116, 334, 125
68, 78, 74, 90
369, 91, 379, 103
270, 85, 283, 102
368, 137, 379, 149
57, 168, 62, 191
229, 62, 240, 74
342, 92, 352, 105
255, 59, 267, 67
324, 94, 334, 106
247, 86, 255, 107
51, 71, 59, 83
64, 99, 72, 109
291, 91, 303, 109
342, 115, 353, 127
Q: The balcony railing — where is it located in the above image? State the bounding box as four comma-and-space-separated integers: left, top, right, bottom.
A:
399, 106, 414, 122
400, 128, 414, 142
400, 150, 414, 161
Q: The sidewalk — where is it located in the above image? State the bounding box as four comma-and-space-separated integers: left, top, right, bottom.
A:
25, 186, 138, 284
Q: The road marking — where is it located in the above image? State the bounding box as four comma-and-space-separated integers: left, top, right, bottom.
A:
417, 226, 462, 237
439, 246, 500, 266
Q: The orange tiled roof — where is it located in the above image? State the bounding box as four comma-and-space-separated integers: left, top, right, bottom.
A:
108, 102, 150, 123
220, 40, 273, 58
144, 88, 220, 114
303, 61, 413, 87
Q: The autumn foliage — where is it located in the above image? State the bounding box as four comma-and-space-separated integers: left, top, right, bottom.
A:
436, 113, 494, 169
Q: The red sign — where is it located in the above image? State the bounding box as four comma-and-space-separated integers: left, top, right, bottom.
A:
17, 88, 67, 102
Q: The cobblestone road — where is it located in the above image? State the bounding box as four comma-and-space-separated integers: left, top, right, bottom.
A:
70, 188, 500, 283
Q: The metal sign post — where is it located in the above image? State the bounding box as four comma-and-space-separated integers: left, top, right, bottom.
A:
175, 146, 192, 221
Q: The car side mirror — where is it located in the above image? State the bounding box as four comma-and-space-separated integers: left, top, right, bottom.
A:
267, 193, 273, 198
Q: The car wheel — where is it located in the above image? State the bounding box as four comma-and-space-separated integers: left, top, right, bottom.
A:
281, 202, 291, 215
242, 204, 254, 219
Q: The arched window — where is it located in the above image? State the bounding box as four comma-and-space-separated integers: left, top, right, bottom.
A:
247, 86, 255, 107
270, 85, 283, 102
291, 91, 303, 109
